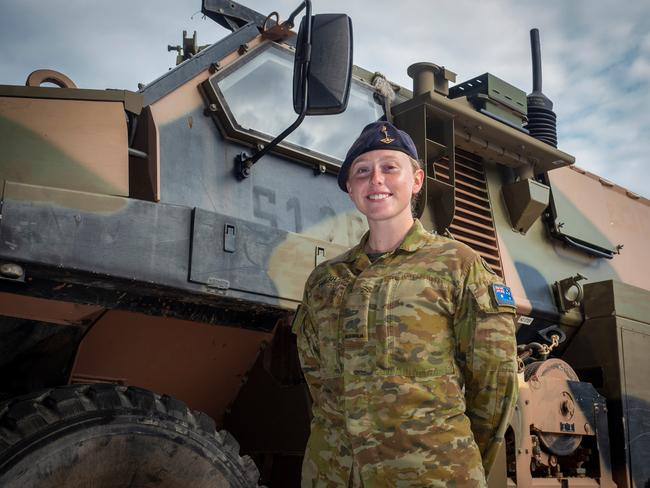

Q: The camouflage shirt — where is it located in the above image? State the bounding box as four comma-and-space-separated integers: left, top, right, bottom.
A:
292, 219, 518, 487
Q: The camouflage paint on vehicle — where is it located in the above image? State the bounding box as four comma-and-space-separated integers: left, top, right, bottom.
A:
1, 2, 649, 486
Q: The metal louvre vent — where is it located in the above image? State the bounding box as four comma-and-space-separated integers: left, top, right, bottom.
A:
433, 149, 504, 276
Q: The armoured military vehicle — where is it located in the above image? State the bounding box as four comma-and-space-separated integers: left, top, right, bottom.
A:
1, 1, 648, 486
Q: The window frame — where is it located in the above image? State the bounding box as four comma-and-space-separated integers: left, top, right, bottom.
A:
200, 41, 382, 173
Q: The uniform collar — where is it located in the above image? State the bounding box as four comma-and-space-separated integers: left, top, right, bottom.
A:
343, 219, 429, 264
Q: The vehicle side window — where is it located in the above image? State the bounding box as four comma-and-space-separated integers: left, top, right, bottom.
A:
208, 44, 383, 163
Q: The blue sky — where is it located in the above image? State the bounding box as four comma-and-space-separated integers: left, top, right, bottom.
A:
2, 0, 648, 198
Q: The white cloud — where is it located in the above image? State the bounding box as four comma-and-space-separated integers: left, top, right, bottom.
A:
629, 56, 650, 81
640, 32, 650, 54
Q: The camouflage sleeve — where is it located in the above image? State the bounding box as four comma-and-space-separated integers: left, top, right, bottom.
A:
291, 296, 322, 402
453, 256, 518, 475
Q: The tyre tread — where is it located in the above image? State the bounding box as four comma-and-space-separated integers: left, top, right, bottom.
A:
0, 385, 261, 486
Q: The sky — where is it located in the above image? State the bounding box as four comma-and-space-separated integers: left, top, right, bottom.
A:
1, 0, 649, 198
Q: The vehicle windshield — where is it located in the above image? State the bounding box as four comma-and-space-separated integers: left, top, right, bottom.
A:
214, 44, 383, 163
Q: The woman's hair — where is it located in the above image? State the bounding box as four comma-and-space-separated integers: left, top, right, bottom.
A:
409, 156, 424, 216
408, 156, 423, 173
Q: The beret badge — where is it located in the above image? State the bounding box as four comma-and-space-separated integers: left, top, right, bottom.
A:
380, 125, 395, 144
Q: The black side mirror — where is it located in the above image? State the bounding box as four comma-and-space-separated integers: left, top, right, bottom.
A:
235, 1, 353, 178
293, 14, 353, 115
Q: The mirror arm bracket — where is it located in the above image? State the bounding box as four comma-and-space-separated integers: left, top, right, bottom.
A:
235, 0, 312, 180
235, 107, 308, 178
286, 1, 308, 28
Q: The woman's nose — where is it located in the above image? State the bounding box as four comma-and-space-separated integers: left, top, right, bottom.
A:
370, 168, 384, 185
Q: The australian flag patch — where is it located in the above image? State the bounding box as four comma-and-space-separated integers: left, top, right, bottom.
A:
492, 283, 515, 307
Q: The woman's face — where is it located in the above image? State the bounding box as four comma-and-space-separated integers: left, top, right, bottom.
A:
346, 149, 424, 226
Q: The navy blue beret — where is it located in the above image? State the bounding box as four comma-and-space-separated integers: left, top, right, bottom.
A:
337, 121, 419, 192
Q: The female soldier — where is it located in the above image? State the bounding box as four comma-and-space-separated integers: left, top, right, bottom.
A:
292, 121, 518, 487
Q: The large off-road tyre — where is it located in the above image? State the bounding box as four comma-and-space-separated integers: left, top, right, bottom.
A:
0, 384, 261, 487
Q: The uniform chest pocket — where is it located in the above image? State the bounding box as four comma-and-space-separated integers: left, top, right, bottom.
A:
376, 277, 456, 377
310, 279, 347, 377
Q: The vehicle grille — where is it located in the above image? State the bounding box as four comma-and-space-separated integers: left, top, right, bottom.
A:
433, 149, 504, 276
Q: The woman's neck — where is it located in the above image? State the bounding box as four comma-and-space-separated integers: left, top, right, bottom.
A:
365, 216, 415, 253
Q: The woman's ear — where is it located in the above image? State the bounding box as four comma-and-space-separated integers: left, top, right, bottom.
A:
412, 167, 425, 194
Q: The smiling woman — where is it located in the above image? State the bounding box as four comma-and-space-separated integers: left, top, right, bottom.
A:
292, 121, 518, 487
346, 149, 423, 239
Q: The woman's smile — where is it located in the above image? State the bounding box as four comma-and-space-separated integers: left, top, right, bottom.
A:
367, 192, 391, 201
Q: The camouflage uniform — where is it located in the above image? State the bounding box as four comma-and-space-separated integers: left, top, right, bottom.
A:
292, 219, 517, 487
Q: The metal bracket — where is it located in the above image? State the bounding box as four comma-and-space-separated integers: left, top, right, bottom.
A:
562, 235, 615, 260
224, 223, 236, 252
315, 246, 326, 267
553, 273, 587, 312
235, 152, 253, 179
201, 0, 276, 32
261, 11, 295, 41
